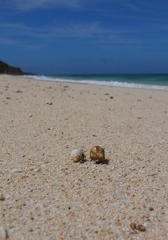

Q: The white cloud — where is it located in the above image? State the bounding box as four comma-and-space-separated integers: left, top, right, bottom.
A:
0, 21, 108, 40
0, 20, 144, 51
0, 38, 17, 45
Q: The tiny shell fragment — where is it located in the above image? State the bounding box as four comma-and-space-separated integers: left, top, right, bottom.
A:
0, 225, 7, 239
11, 168, 23, 173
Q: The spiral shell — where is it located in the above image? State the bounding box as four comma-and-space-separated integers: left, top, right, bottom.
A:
90, 146, 105, 163
70, 149, 85, 163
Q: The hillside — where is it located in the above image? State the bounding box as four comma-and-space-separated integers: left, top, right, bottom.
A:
0, 60, 23, 75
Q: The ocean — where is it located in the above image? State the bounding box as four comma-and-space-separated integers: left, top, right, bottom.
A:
23, 74, 168, 90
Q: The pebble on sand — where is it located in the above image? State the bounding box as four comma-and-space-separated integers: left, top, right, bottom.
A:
130, 222, 136, 230
136, 224, 146, 232
130, 222, 146, 232
45, 101, 53, 105
0, 193, 5, 201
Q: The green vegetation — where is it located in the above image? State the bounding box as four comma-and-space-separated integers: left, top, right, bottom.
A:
0, 60, 23, 75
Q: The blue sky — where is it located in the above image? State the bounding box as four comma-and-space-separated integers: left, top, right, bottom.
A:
1, 0, 168, 74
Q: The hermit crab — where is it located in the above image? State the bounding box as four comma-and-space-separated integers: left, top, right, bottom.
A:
70, 149, 85, 163
90, 146, 105, 163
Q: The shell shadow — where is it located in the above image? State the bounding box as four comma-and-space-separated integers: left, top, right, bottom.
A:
96, 159, 109, 165
80, 158, 88, 163
80, 158, 109, 165
79, 153, 87, 163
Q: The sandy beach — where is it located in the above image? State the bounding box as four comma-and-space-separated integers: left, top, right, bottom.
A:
0, 74, 168, 239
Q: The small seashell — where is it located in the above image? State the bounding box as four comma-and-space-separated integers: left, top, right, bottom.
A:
90, 146, 105, 163
70, 149, 85, 163
0, 225, 7, 239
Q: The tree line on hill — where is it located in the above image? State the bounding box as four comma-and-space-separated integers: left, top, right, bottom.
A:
0, 60, 35, 75
0, 60, 24, 75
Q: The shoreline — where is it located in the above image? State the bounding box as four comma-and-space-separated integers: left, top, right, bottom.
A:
20, 74, 168, 91
0, 74, 168, 239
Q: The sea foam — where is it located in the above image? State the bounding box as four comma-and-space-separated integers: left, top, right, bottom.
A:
22, 74, 168, 91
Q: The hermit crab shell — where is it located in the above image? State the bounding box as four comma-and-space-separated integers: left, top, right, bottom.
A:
70, 149, 85, 163
90, 146, 105, 163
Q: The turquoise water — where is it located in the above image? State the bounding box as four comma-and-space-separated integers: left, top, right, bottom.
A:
23, 74, 168, 90
50, 74, 168, 86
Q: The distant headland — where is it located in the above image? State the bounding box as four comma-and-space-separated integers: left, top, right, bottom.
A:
0, 60, 35, 75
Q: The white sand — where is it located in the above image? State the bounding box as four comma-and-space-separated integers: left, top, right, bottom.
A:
0, 74, 168, 239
